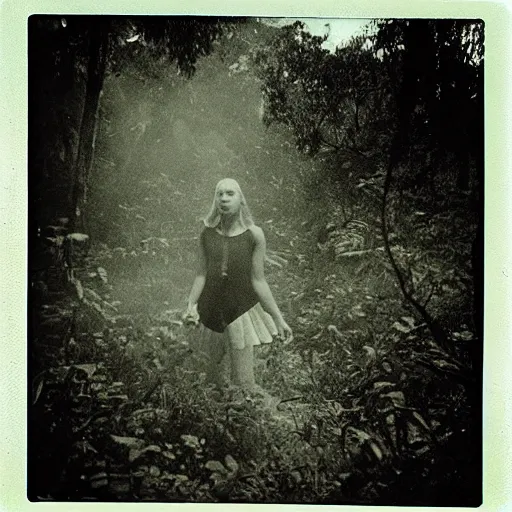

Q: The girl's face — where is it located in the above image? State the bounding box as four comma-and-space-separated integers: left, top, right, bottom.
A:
216, 180, 242, 216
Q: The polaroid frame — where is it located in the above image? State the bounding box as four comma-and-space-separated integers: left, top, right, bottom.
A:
1, 0, 510, 511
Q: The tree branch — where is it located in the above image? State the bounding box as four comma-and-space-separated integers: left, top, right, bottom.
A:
380, 150, 453, 354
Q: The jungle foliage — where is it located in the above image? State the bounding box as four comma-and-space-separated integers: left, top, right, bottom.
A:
29, 17, 483, 505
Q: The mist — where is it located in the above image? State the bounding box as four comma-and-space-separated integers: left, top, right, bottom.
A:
88, 30, 310, 313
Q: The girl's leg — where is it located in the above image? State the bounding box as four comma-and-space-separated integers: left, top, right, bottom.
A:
206, 331, 228, 388
229, 344, 256, 389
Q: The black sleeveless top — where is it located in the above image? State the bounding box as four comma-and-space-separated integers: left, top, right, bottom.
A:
197, 227, 259, 333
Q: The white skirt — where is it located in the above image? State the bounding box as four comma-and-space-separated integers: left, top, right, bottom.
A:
196, 302, 277, 352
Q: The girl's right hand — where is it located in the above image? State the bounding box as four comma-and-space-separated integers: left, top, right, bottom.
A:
182, 303, 200, 326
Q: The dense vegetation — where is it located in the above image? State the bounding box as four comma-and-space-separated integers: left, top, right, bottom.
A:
29, 16, 483, 505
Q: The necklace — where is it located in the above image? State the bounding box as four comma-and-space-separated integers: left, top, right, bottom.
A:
221, 237, 228, 277
218, 218, 243, 278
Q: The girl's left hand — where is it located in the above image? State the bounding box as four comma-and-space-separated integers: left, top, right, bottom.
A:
276, 318, 293, 344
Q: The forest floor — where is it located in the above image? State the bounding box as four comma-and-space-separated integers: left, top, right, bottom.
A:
31, 150, 480, 504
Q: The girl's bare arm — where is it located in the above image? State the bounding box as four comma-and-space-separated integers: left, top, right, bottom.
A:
187, 237, 207, 309
250, 226, 292, 339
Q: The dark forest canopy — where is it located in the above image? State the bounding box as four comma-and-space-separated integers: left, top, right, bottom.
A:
29, 15, 248, 232
29, 16, 483, 231
255, 19, 483, 175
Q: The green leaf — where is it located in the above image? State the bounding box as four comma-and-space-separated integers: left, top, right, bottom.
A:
83, 287, 104, 305
132, 468, 146, 478
129, 449, 142, 463
111, 435, 145, 449
106, 394, 129, 402
149, 465, 161, 477
363, 345, 377, 361
327, 325, 343, 338
210, 472, 224, 483
347, 427, 372, 442
433, 359, 461, 372
33, 378, 44, 405
453, 330, 473, 341
373, 381, 395, 390
205, 460, 228, 474
97, 267, 108, 283
73, 364, 97, 378
224, 454, 239, 473
291, 470, 302, 484
129, 445, 162, 462
90, 472, 108, 489
410, 411, 431, 432
381, 391, 405, 407
71, 277, 84, 300
382, 361, 393, 373
329, 401, 343, 416
401, 316, 416, 328
181, 434, 200, 448
369, 441, 383, 461
67, 233, 90, 242
46, 235, 65, 247
392, 321, 411, 334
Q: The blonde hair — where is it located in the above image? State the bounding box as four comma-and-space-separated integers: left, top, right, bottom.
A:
203, 178, 254, 229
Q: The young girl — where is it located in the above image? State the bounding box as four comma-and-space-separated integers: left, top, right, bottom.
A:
184, 178, 293, 390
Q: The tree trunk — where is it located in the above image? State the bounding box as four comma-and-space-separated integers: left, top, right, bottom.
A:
70, 20, 109, 232
381, 143, 453, 354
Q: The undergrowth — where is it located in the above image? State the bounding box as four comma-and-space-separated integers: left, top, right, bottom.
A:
29, 184, 479, 505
